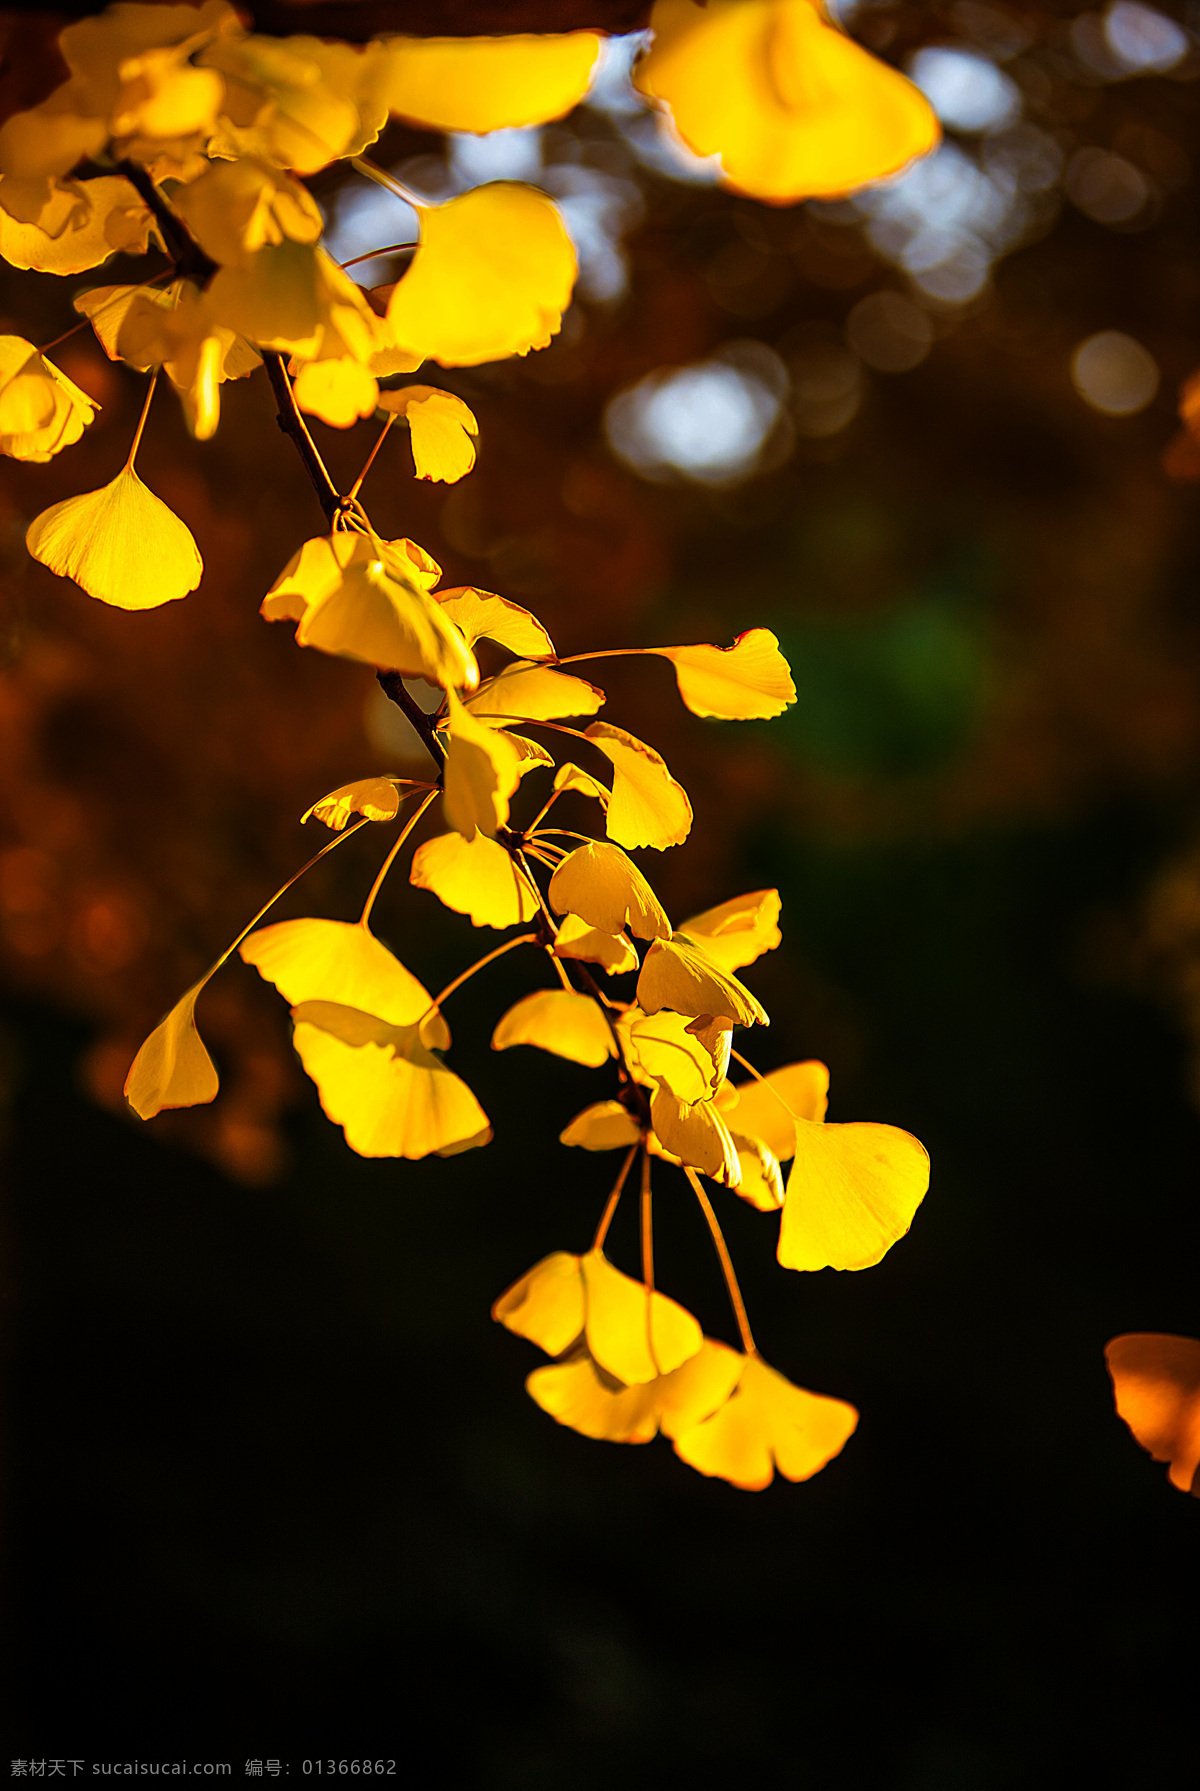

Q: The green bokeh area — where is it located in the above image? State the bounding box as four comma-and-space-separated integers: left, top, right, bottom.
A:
9, 799, 1200, 1779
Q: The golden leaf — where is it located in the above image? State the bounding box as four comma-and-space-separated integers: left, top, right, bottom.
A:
669, 1351, 858, 1489
726, 1132, 784, 1211
650, 1082, 741, 1185
549, 841, 671, 942
378, 384, 479, 483
468, 662, 605, 725
171, 156, 323, 267
378, 31, 602, 133
436, 586, 555, 660
554, 913, 638, 977
636, 936, 768, 1027
553, 761, 610, 806
623, 1008, 718, 1103
293, 355, 379, 427
778, 1117, 929, 1271
717, 1061, 829, 1159
559, 1100, 642, 1152
239, 915, 448, 1046
262, 531, 478, 688
581, 1249, 703, 1385
528, 1333, 745, 1445
0, 336, 96, 463
1105, 1333, 1200, 1495
656, 628, 796, 720
583, 721, 692, 850
26, 465, 202, 609
124, 982, 218, 1120
492, 1250, 586, 1356
492, 988, 615, 1067
291, 1000, 490, 1160
680, 888, 781, 973
441, 686, 523, 837
386, 182, 576, 368
301, 777, 405, 830
410, 828, 539, 929
635, 0, 939, 203
0, 173, 152, 274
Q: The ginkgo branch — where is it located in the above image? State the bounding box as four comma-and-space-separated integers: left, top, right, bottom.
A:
684, 1166, 758, 1356
592, 1145, 640, 1251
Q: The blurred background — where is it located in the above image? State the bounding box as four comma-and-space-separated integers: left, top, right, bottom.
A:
5, 0, 1200, 1776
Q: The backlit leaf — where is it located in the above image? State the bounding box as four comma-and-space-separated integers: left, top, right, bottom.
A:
1106, 1333, 1200, 1495
492, 988, 615, 1067
669, 1351, 858, 1489
378, 384, 478, 482
26, 464, 202, 609
436, 586, 555, 660
386, 182, 576, 369
778, 1117, 929, 1271
124, 982, 218, 1119
635, 0, 939, 203
378, 31, 602, 133
583, 722, 692, 850
680, 888, 781, 973
653, 629, 796, 720
441, 686, 523, 837
637, 936, 768, 1027
410, 828, 539, 929
549, 842, 671, 942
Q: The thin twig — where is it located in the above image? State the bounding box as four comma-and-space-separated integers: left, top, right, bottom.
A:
263, 352, 341, 527
376, 672, 446, 774
684, 1166, 757, 1356
592, 1145, 639, 1251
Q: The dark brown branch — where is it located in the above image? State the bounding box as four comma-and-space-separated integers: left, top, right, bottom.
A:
376, 672, 446, 776
116, 160, 217, 286
263, 352, 342, 528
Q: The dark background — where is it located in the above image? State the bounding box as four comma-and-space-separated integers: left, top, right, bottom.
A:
5, 2, 1200, 1778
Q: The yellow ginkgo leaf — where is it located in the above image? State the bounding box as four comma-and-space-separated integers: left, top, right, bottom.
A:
648, 628, 797, 720
386, 182, 577, 369
1105, 1333, 1200, 1495
624, 1008, 718, 1103
499, 730, 555, 777
553, 761, 610, 806
492, 988, 616, 1068
637, 936, 768, 1028
0, 336, 96, 462
727, 1131, 784, 1211
124, 981, 218, 1120
680, 888, 782, 973
526, 1349, 664, 1444
581, 1249, 703, 1385
410, 828, 539, 930
549, 842, 671, 942
635, 0, 939, 204
0, 173, 152, 274
669, 1350, 858, 1489
442, 686, 523, 838
554, 913, 638, 977
291, 1000, 490, 1160
378, 385, 479, 483
718, 1061, 829, 1159
262, 531, 478, 689
583, 722, 692, 851
239, 915, 448, 1045
301, 777, 404, 830
292, 356, 378, 428
171, 156, 323, 268
468, 662, 605, 726
559, 1100, 642, 1152
26, 464, 201, 610
492, 1250, 586, 1356
201, 30, 383, 174
778, 1117, 929, 1272
527, 1332, 746, 1446
436, 586, 555, 660
650, 1082, 741, 1186
378, 31, 602, 133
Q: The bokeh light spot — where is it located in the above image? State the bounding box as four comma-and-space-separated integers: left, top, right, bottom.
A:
1071, 330, 1159, 414
908, 46, 1021, 132
846, 292, 934, 372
